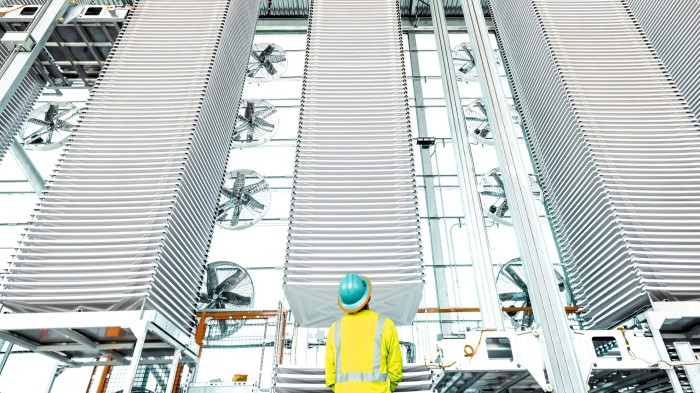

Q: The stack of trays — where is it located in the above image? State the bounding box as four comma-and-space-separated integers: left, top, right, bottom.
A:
490, 0, 700, 328
625, 0, 700, 120
285, 0, 423, 327
0, 0, 259, 333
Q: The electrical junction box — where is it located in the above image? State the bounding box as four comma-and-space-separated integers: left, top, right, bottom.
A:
1, 32, 35, 51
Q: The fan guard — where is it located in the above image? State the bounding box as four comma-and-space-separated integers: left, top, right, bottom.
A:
233, 99, 279, 148
216, 169, 271, 230
247, 43, 287, 83
20, 102, 79, 151
198, 261, 255, 342
452, 43, 478, 82
464, 99, 493, 145
479, 168, 539, 226
496, 258, 571, 329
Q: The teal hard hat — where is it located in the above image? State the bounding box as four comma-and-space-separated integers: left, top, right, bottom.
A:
337, 274, 372, 313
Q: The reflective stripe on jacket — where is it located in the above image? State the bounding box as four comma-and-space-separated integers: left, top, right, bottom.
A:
325, 310, 403, 393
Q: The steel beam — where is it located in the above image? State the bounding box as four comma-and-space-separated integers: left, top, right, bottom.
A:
460, 0, 586, 390
407, 32, 452, 336
8, 136, 44, 194
164, 350, 182, 393
429, 0, 503, 330
0, 341, 12, 376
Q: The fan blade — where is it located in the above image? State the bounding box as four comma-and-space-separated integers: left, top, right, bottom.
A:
264, 54, 286, 63
205, 266, 219, 298
232, 172, 246, 194
246, 62, 262, 77
260, 44, 275, 58
27, 103, 50, 119
249, 49, 262, 62
234, 122, 252, 140
216, 199, 237, 217
45, 104, 59, 122
244, 196, 265, 212
503, 266, 528, 291
215, 269, 246, 294
263, 60, 277, 76
244, 101, 255, 120
230, 204, 242, 227
54, 119, 75, 132
198, 292, 211, 304
499, 292, 527, 302
241, 180, 267, 195
252, 117, 274, 132
26, 118, 51, 127
253, 106, 276, 119
220, 291, 252, 306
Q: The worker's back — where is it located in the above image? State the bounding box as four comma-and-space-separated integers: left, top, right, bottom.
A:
325, 309, 403, 393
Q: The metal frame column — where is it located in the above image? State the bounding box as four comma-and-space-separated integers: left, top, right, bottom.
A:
0, 341, 12, 376
407, 32, 452, 335
460, 0, 586, 391
428, 0, 503, 330
9, 137, 45, 194
164, 350, 182, 393
0, 0, 70, 195
673, 342, 700, 392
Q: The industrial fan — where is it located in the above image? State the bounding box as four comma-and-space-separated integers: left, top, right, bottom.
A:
479, 168, 511, 226
464, 99, 492, 145
233, 99, 279, 148
452, 43, 478, 82
479, 168, 539, 225
247, 43, 287, 82
215, 169, 271, 230
20, 102, 79, 150
198, 261, 255, 343
496, 258, 571, 329
464, 99, 521, 145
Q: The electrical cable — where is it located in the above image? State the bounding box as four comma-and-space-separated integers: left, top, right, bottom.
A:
617, 328, 700, 367
464, 329, 494, 363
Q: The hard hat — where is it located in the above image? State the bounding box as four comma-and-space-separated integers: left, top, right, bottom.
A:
337, 274, 372, 313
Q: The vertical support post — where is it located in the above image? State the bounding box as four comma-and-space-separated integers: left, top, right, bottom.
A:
9, 137, 45, 194
462, 0, 587, 389
95, 358, 112, 393
673, 342, 700, 392
44, 362, 65, 393
0, 341, 13, 376
460, 0, 586, 391
428, 0, 504, 330
121, 328, 147, 393
258, 318, 269, 389
407, 31, 452, 336
164, 350, 182, 393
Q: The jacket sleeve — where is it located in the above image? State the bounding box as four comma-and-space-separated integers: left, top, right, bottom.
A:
386, 319, 403, 392
325, 322, 336, 392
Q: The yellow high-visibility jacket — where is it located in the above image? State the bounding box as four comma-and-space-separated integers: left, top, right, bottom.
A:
325, 310, 403, 393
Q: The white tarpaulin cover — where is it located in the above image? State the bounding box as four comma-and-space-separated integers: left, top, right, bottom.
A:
285, 0, 424, 327
491, 0, 700, 328
0, 0, 258, 333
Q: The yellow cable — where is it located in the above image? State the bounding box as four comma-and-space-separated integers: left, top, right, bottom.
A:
0, 5, 27, 17
617, 328, 700, 367
464, 329, 493, 363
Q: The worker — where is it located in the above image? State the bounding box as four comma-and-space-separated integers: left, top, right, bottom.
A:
325, 274, 403, 392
